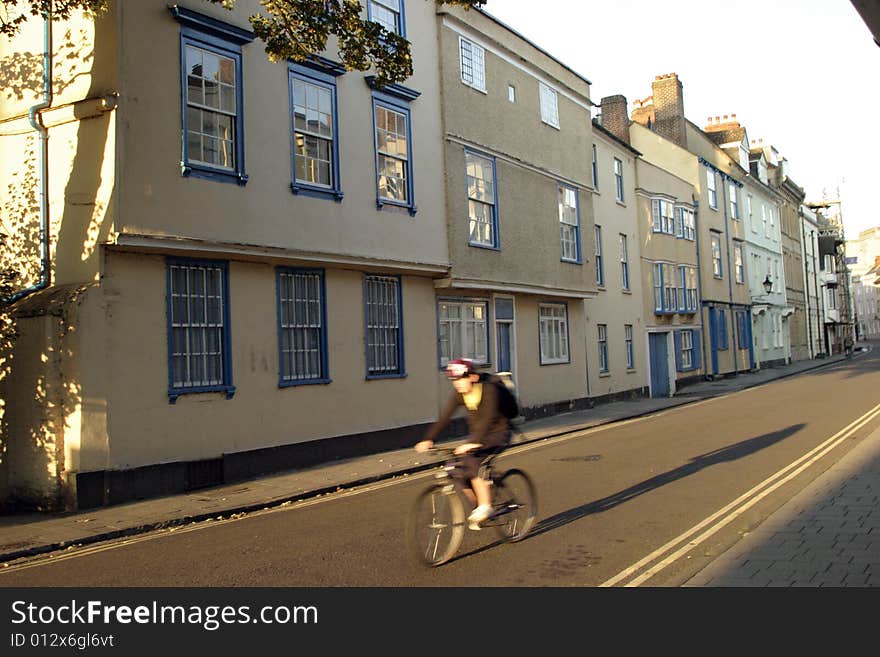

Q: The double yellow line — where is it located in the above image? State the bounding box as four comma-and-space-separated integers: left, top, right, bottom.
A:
601, 401, 880, 587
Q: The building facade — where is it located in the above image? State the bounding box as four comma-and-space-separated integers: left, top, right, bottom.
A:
1, 0, 455, 509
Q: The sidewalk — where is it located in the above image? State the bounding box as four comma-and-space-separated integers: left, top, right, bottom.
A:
0, 350, 864, 571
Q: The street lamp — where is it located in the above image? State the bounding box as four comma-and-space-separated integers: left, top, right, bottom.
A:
763, 275, 773, 295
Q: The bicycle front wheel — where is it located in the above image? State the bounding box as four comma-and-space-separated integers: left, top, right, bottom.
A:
492, 469, 537, 542
407, 483, 465, 567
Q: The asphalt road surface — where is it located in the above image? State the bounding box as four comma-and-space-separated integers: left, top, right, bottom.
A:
2, 351, 878, 586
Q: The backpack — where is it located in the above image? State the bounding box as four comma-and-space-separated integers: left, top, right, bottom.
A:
483, 372, 521, 420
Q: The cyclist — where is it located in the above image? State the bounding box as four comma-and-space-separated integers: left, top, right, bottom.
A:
415, 358, 511, 530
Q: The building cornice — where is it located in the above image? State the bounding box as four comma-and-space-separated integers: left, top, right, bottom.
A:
110, 233, 450, 276
435, 277, 596, 299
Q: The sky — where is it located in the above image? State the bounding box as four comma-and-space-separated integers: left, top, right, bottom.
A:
480, 0, 880, 240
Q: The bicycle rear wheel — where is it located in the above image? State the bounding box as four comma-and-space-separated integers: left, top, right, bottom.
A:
407, 483, 465, 567
492, 469, 537, 542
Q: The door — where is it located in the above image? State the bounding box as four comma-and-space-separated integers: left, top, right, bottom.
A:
649, 332, 670, 398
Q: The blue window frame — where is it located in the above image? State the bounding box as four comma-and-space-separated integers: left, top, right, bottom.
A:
674, 329, 702, 372
277, 268, 329, 386
597, 323, 608, 373
171, 6, 254, 186
736, 310, 750, 349
711, 232, 723, 278
466, 150, 499, 249
166, 257, 234, 403
369, 81, 419, 216
559, 184, 580, 263
364, 274, 405, 378
653, 262, 679, 314
289, 61, 344, 201
716, 309, 729, 350
367, 0, 406, 37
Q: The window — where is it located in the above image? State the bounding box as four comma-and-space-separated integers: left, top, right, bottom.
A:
166, 258, 233, 402
734, 242, 745, 284
625, 324, 634, 369
597, 324, 608, 373
539, 82, 559, 128
678, 206, 696, 241
173, 7, 254, 186
652, 198, 674, 234
762, 204, 768, 236
680, 330, 693, 369
716, 309, 729, 350
459, 37, 486, 92
677, 266, 687, 312
711, 233, 723, 278
748, 194, 755, 232
737, 310, 750, 349
373, 94, 414, 213
438, 299, 488, 366
539, 303, 569, 364
290, 64, 341, 199
619, 233, 630, 290
729, 182, 739, 220
559, 185, 580, 262
685, 266, 698, 312
614, 158, 624, 202
653, 262, 679, 314
707, 168, 717, 209
368, 0, 404, 36
364, 275, 404, 377
591, 144, 598, 189
277, 268, 328, 385
466, 151, 498, 248
508, 84, 516, 103
595, 225, 604, 286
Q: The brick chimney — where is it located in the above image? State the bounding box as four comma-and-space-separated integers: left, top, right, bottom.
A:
651, 73, 687, 149
599, 95, 630, 144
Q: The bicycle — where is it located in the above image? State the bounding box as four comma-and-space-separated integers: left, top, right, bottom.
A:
407, 446, 537, 567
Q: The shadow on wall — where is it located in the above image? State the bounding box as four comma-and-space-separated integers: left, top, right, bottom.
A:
1, 20, 110, 512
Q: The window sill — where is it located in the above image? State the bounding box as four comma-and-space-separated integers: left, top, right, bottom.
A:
377, 198, 417, 216
291, 183, 343, 202
615, 200, 627, 208
169, 384, 236, 404
622, 289, 632, 295
182, 163, 248, 186
366, 372, 408, 381
541, 120, 561, 130
561, 258, 582, 265
462, 81, 488, 95
598, 371, 611, 378
279, 378, 332, 388
540, 359, 571, 366
626, 368, 637, 373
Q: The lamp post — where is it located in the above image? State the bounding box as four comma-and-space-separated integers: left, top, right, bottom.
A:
763, 275, 773, 295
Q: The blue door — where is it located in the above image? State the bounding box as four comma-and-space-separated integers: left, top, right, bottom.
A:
649, 332, 670, 398
497, 323, 512, 373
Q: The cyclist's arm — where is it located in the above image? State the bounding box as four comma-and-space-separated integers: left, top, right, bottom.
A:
420, 392, 461, 445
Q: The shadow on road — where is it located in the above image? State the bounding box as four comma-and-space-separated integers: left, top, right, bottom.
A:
525, 422, 807, 539
447, 423, 807, 564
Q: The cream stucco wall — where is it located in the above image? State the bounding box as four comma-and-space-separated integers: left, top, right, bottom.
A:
115, 0, 448, 270
587, 131, 645, 397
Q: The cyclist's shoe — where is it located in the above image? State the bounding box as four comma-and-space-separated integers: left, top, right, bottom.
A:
468, 504, 492, 530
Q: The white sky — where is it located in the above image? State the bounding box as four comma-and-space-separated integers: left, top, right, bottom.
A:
480, 0, 879, 239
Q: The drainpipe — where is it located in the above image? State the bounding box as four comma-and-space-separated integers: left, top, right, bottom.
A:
4, 11, 53, 305
800, 209, 814, 357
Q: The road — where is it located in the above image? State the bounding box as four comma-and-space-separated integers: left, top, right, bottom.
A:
2, 351, 878, 586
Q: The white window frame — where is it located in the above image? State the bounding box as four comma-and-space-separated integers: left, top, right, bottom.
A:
614, 157, 624, 203
734, 242, 745, 284
466, 150, 497, 248
625, 324, 634, 370
459, 37, 486, 93
711, 233, 723, 278
707, 169, 718, 209
598, 323, 608, 373
681, 330, 694, 369
539, 303, 569, 364
620, 233, 630, 290
539, 82, 560, 128
559, 184, 579, 262
595, 225, 604, 286
438, 298, 489, 366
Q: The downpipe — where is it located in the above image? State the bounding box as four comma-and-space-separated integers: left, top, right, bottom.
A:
4, 11, 53, 305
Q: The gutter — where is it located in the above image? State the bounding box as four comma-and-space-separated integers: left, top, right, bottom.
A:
4, 11, 52, 305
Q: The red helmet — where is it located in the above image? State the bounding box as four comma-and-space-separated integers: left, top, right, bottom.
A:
445, 358, 475, 379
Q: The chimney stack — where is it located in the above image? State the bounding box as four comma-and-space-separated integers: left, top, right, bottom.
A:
599, 95, 630, 145
651, 73, 687, 149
